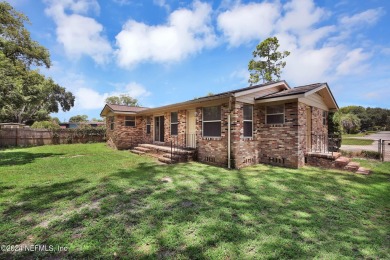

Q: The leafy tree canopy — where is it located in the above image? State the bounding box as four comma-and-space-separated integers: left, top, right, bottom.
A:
0, 2, 74, 123
248, 37, 290, 84
69, 115, 88, 122
334, 106, 390, 132
105, 94, 139, 106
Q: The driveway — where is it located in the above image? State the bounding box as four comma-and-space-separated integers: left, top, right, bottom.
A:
340, 131, 390, 153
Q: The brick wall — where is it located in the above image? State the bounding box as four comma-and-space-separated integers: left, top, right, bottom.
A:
231, 101, 260, 169
257, 102, 299, 168
196, 103, 229, 167
106, 115, 145, 149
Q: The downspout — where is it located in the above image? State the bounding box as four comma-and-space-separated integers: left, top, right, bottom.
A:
228, 95, 233, 169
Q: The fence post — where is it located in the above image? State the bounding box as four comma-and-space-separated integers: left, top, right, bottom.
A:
382, 140, 384, 162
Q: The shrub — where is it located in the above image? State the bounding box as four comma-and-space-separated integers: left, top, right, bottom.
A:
31, 121, 60, 130
361, 150, 381, 160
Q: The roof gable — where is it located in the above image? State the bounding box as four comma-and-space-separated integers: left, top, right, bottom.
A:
100, 104, 149, 116
255, 83, 338, 111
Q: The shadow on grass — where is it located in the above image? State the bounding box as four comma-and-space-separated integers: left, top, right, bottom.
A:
1, 161, 389, 259
0, 151, 63, 166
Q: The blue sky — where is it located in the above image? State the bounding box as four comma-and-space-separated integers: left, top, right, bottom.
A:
8, 0, 390, 121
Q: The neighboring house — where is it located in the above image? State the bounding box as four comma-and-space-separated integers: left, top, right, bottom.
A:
100, 80, 338, 169
59, 121, 105, 129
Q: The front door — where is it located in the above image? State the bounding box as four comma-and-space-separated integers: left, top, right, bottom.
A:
306, 107, 312, 151
186, 109, 196, 148
154, 116, 164, 142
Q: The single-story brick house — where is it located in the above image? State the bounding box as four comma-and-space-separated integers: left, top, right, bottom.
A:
100, 80, 338, 169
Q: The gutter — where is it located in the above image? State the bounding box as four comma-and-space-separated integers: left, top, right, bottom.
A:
228, 95, 233, 169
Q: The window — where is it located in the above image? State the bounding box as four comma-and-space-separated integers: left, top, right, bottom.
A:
146, 117, 151, 134
323, 111, 328, 125
266, 105, 284, 124
171, 112, 178, 135
243, 105, 253, 137
125, 116, 136, 127
109, 116, 114, 130
203, 106, 221, 137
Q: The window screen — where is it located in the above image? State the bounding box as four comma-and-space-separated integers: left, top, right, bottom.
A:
266, 105, 284, 124
203, 106, 221, 137
125, 116, 136, 127
243, 105, 253, 137
171, 112, 178, 135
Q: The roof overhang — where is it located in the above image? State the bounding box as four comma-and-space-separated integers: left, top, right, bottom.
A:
255, 83, 339, 111
100, 104, 140, 117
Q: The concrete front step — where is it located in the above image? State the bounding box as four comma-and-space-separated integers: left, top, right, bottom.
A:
335, 157, 351, 168
163, 153, 181, 160
158, 156, 174, 164
134, 146, 151, 152
355, 167, 371, 175
344, 162, 360, 172
130, 149, 145, 155
139, 143, 195, 155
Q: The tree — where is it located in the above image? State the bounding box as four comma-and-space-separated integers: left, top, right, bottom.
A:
105, 94, 139, 106
334, 113, 361, 134
0, 2, 75, 123
248, 37, 290, 84
69, 115, 88, 122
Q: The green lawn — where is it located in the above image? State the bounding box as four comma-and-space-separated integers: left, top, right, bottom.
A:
342, 131, 377, 138
342, 138, 374, 145
0, 143, 389, 259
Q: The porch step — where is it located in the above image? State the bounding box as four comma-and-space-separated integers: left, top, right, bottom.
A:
134, 146, 151, 152
355, 167, 371, 175
344, 162, 360, 172
158, 156, 175, 164
335, 157, 350, 168
130, 149, 145, 155
163, 153, 181, 160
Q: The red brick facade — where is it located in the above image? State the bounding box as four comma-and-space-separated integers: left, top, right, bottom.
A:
105, 100, 329, 169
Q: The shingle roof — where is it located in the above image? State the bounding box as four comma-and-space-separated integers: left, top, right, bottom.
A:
106, 104, 149, 112
193, 80, 289, 101
255, 83, 324, 100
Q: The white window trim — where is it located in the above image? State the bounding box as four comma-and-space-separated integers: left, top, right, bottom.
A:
243, 104, 253, 138
266, 104, 285, 124
125, 116, 136, 127
109, 116, 115, 131
170, 112, 178, 136
146, 117, 151, 134
202, 106, 221, 138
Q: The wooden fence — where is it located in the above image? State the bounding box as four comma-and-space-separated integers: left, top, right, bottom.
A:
0, 128, 106, 148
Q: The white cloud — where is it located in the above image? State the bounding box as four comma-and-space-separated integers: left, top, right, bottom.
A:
154, 0, 170, 12
340, 8, 384, 28
115, 1, 217, 68
277, 0, 326, 33
217, 0, 383, 85
45, 0, 112, 64
75, 82, 150, 110
217, 2, 280, 46
336, 48, 371, 75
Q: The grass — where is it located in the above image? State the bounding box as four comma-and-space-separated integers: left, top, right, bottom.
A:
0, 143, 389, 259
342, 131, 377, 138
342, 138, 374, 145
